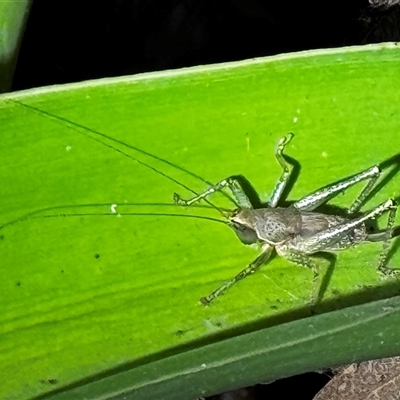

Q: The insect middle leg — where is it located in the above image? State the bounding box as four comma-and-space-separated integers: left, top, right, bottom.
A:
275, 245, 321, 303
294, 165, 381, 213
200, 244, 273, 305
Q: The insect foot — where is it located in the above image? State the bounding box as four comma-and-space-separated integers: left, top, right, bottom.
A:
173, 192, 189, 206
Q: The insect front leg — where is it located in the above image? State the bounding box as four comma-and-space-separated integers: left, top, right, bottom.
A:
200, 244, 273, 305
294, 165, 381, 212
174, 133, 296, 210
174, 175, 255, 209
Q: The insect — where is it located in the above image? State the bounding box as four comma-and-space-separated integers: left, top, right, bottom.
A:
174, 133, 400, 306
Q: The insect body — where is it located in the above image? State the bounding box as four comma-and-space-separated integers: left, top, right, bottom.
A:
174, 134, 399, 305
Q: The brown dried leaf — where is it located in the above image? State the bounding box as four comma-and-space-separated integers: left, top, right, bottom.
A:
314, 356, 400, 400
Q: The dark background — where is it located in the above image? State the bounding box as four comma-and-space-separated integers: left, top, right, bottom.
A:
11, 1, 400, 398
12, 0, 400, 91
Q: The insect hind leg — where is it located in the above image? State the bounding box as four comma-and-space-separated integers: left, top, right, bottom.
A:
366, 201, 399, 275
294, 165, 381, 213
295, 199, 396, 253
295, 199, 398, 277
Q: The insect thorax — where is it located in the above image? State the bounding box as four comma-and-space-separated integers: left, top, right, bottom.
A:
230, 207, 302, 245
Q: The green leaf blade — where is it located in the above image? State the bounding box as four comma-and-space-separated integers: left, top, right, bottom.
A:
1, 43, 400, 399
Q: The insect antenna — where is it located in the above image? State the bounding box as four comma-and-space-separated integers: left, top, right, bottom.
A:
0, 203, 229, 232
7, 100, 237, 220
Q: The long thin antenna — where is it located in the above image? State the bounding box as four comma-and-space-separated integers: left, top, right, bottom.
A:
8, 100, 238, 218
0, 202, 230, 231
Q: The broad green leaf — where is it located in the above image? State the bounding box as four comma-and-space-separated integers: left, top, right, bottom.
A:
1, 43, 400, 400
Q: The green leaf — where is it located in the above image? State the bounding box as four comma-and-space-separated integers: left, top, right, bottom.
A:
1, 43, 400, 400
0, 0, 32, 92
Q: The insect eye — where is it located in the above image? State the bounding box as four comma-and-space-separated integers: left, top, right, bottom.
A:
233, 222, 247, 232
231, 222, 258, 245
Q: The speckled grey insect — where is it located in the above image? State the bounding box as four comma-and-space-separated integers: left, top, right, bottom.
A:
174, 134, 399, 305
